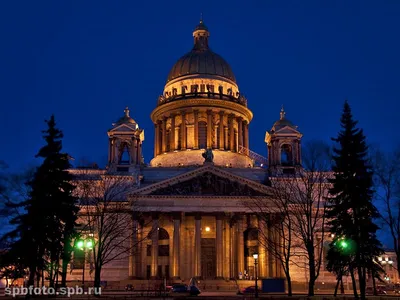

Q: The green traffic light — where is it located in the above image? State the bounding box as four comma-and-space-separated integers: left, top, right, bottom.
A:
340, 240, 348, 248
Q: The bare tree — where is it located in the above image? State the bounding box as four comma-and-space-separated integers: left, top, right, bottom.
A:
370, 145, 400, 276
73, 170, 150, 289
286, 140, 332, 296
246, 184, 295, 295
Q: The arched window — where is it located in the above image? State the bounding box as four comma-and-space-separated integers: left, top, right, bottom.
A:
281, 144, 293, 166
158, 228, 169, 240
198, 121, 207, 149
119, 143, 130, 164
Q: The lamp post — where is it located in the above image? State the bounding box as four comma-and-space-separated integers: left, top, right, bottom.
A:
76, 238, 93, 288
253, 253, 259, 298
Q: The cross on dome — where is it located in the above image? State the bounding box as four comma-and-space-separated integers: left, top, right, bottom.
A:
280, 105, 286, 120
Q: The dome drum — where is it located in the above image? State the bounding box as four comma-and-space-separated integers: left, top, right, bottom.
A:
157, 90, 247, 107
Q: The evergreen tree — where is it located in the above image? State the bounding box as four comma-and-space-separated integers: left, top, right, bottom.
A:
326, 101, 383, 300
4, 115, 78, 288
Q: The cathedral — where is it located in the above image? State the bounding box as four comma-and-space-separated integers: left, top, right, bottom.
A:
68, 20, 339, 290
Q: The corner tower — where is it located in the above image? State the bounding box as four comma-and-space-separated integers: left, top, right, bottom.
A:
150, 20, 253, 168
265, 107, 302, 175
107, 107, 145, 173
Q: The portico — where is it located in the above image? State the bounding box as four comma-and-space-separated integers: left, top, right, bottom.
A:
127, 164, 284, 281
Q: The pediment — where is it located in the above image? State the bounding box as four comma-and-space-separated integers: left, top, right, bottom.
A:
274, 126, 300, 135
109, 123, 138, 133
133, 165, 273, 197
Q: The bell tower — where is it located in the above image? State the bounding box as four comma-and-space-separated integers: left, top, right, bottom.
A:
107, 107, 145, 173
265, 107, 302, 175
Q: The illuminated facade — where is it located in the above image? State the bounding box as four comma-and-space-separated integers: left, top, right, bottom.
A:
66, 20, 395, 291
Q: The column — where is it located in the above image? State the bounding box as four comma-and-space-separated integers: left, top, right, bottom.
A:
229, 114, 235, 151
170, 114, 175, 151
258, 218, 268, 278
131, 138, 137, 165
154, 123, 159, 157
237, 216, 245, 278
219, 111, 224, 150
243, 121, 249, 151
172, 213, 181, 279
216, 214, 223, 278
151, 214, 159, 279
194, 214, 202, 278
194, 110, 199, 149
128, 217, 137, 278
181, 111, 187, 150
230, 221, 237, 279
224, 127, 228, 150
161, 117, 167, 153
268, 215, 276, 277
137, 140, 142, 165
136, 219, 143, 278
207, 110, 213, 149
140, 221, 147, 278
237, 117, 243, 149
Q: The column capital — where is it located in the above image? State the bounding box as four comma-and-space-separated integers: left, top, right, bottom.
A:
228, 113, 235, 119
194, 213, 202, 220
172, 212, 182, 221
219, 110, 225, 116
151, 212, 160, 220
206, 109, 213, 115
236, 116, 243, 121
243, 120, 248, 125
180, 110, 187, 115
215, 213, 225, 220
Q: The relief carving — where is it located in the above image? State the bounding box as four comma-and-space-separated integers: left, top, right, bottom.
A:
149, 172, 265, 196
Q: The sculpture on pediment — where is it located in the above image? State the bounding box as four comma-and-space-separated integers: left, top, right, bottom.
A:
149, 172, 265, 196
202, 148, 214, 163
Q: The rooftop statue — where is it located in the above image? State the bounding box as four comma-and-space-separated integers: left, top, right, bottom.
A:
202, 148, 214, 163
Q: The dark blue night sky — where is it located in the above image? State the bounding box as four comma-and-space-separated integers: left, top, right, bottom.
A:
1, 0, 399, 170
0, 0, 399, 247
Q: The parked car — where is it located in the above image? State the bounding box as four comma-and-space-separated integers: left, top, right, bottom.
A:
366, 286, 386, 295
125, 284, 134, 291
237, 286, 262, 295
171, 284, 188, 293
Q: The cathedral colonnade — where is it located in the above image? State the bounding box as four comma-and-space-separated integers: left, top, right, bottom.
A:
128, 212, 284, 280
153, 110, 250, 157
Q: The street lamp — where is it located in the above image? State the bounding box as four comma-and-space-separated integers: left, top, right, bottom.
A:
75, 238, 93, 288
253, 253, 259, 298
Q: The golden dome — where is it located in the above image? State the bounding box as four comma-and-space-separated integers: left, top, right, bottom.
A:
166, 20, 236, 84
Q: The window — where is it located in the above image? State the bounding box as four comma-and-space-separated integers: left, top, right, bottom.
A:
159, 245, 169, 256
281, 144, 293, 166
198, 121, 207, 149
158, 228, 169, 240
147, 245, 151, 256
119, 143, 130, 164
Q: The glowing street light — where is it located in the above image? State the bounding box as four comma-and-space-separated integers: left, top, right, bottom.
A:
75, 238, 94, 287
253, 253, 259, 298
